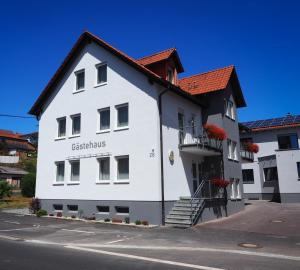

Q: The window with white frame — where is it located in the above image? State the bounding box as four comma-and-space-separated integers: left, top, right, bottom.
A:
225, 100, 235, 120
98, 108, 110, 131
96, 63, 107, 85
57, 117, 66, 138
230, 178, 241, 199
71, 114, 81, 136
70, 160, 80, 182
116, 156, 129, 180
55, 161, 65, 183
98, 157, 110, 181
228, 139, 238, 160
116, 104, 128, 128
75, 70, 85, 91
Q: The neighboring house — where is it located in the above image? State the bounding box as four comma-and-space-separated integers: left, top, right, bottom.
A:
21, 132, 39, 147
240, 114, 300, 203
0, 130, 36, 157
0, 166, 28, 188
29, 31, 247, 226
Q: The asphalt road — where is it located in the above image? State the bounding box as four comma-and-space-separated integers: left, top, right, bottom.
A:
0, 206, 299, 270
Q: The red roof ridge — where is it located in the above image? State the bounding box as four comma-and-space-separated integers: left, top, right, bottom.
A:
179, 65, 234, 81
136, 48, 176, 62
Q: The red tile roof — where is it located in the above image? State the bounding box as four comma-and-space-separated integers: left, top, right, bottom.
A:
0, 131, 23, 140
136, 48, 176, 66
178, 66, 234, 95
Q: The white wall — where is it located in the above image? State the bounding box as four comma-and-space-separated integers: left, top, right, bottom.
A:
162, 91, 203, 200
36, 41, 162, 201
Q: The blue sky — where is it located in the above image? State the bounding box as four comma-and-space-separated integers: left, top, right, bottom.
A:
1, 0, 299, 133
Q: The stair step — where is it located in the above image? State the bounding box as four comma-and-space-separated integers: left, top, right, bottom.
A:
166, 215, 191, 220
179, 196, 191, 200
169, 210, 193, 216
165, 219, 192, 225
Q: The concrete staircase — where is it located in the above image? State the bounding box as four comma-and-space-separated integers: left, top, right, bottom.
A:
165, 197, 205, 228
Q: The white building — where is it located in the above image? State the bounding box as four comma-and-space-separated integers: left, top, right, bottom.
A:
241, 114, 300, 203
29, 31, 247, 226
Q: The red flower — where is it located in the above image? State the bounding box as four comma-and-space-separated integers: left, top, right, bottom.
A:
204, 124, 227, 140
244, 142, 259, 153
212, 178, 230, 188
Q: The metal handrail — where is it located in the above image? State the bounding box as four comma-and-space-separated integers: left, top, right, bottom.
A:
190, 180, 206, 225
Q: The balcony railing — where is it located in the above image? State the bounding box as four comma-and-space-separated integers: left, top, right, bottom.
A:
178, 126, 223, 152
240, 149, 254, 161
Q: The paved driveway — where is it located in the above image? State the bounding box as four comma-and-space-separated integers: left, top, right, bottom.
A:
198, 201, 300, 237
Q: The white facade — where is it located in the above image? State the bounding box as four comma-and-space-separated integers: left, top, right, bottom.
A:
241, 126, 300, 202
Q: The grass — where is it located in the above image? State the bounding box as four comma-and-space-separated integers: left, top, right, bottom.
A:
0, 196, 31, 209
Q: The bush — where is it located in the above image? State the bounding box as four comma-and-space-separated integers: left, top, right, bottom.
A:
49, 213, 54, 217
141, 220, 149, 226
29, 197, 41, 214
112, 218, 122, 223
86, 216, 96, 220
104, 218, 110, 222
56, 212, 62, 217
21, 172, 36, 197
71, 215, 76, 219
0, 180, 12, 199
36, 209, 47, 217
135, 220, 141, 225
124, 217, 130, 224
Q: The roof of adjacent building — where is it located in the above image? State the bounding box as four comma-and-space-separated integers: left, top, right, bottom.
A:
178, 66, 246, 107
0, 130, 36, 151
29, 31, 246, 115
242, 114, 300, 132
136, 48, 184, 73
0, 166, 28, 176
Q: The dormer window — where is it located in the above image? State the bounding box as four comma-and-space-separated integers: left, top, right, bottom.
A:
167, 68, 174, 83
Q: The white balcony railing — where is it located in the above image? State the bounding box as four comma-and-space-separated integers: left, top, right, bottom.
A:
240, 149, 254, 161
0, 155, 19, 164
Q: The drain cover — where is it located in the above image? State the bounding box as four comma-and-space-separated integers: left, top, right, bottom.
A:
271, 220, 284, 223
238, 243, 262, 249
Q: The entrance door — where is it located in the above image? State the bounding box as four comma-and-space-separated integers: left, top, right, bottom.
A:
192, 162, 203, 195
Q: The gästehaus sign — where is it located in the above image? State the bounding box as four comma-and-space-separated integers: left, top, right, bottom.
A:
72, 141, 106, 151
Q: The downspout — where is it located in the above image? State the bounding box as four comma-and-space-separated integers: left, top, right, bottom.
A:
158, 86, 169, 226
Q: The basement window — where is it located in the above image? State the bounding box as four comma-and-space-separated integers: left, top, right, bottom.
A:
67, 205, 78, 212
97, 206, 110, 214
53, 204, 63, 211
115, 206, 129, 215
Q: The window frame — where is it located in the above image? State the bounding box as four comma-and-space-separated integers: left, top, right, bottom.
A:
263, 167, 278, 182
115, 206, 129, 215
97, 107, 110, 133
95, 63, 107, 86
67, 205, 78, 212
230, 178, 241, 199
55, 161, 65, 184
56, 117, 66, 139
97, 205, 110, 214
115, 103, 129, 130
69, 159, 80, 183
115, 155, 129, 183
225, 100, 235, 120
70, 114, 81, 137
297, 162, 300, 180
97, 157, 110, 183
74, 69, 85, 92
242, 169, 254, 184
277, 133, 299, 150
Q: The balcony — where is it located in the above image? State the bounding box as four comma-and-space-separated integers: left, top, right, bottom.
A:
178, 126, 223, 156
240, 149, 254, 162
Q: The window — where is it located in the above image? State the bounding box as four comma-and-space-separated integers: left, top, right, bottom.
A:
116, 104, 128, 128
278, 134, 299, 150
178, 112, 185, 144
191, 114, 196, 137
70, 160, 80, 182
263, 167, 278, 182
97, 206, 109, 213
75, 70, 85, 91
230, 178, 241, 199
116, 156, 129, 180
242, 169, 254, 183
297, 162, 300, 179
53, 204, 63, 211
71, 114, 81, 136
67, 205, 78, 212
98, 157, 110, 181
115, 206, 129, 214
98, 108, 110, 131
55, 162, 65, 182
96, 63, 107, 85
225, 100, 235, 120
57, 117, 66, 138
228, 139, 238, 160
167, 68, 174, 83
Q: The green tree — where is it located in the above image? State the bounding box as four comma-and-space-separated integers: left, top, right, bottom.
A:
0, 180, 12, 199
21, 173, 36, 197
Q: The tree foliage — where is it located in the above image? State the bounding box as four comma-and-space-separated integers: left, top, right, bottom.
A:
21, 172, 36, 197
0, 180, 12, 199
